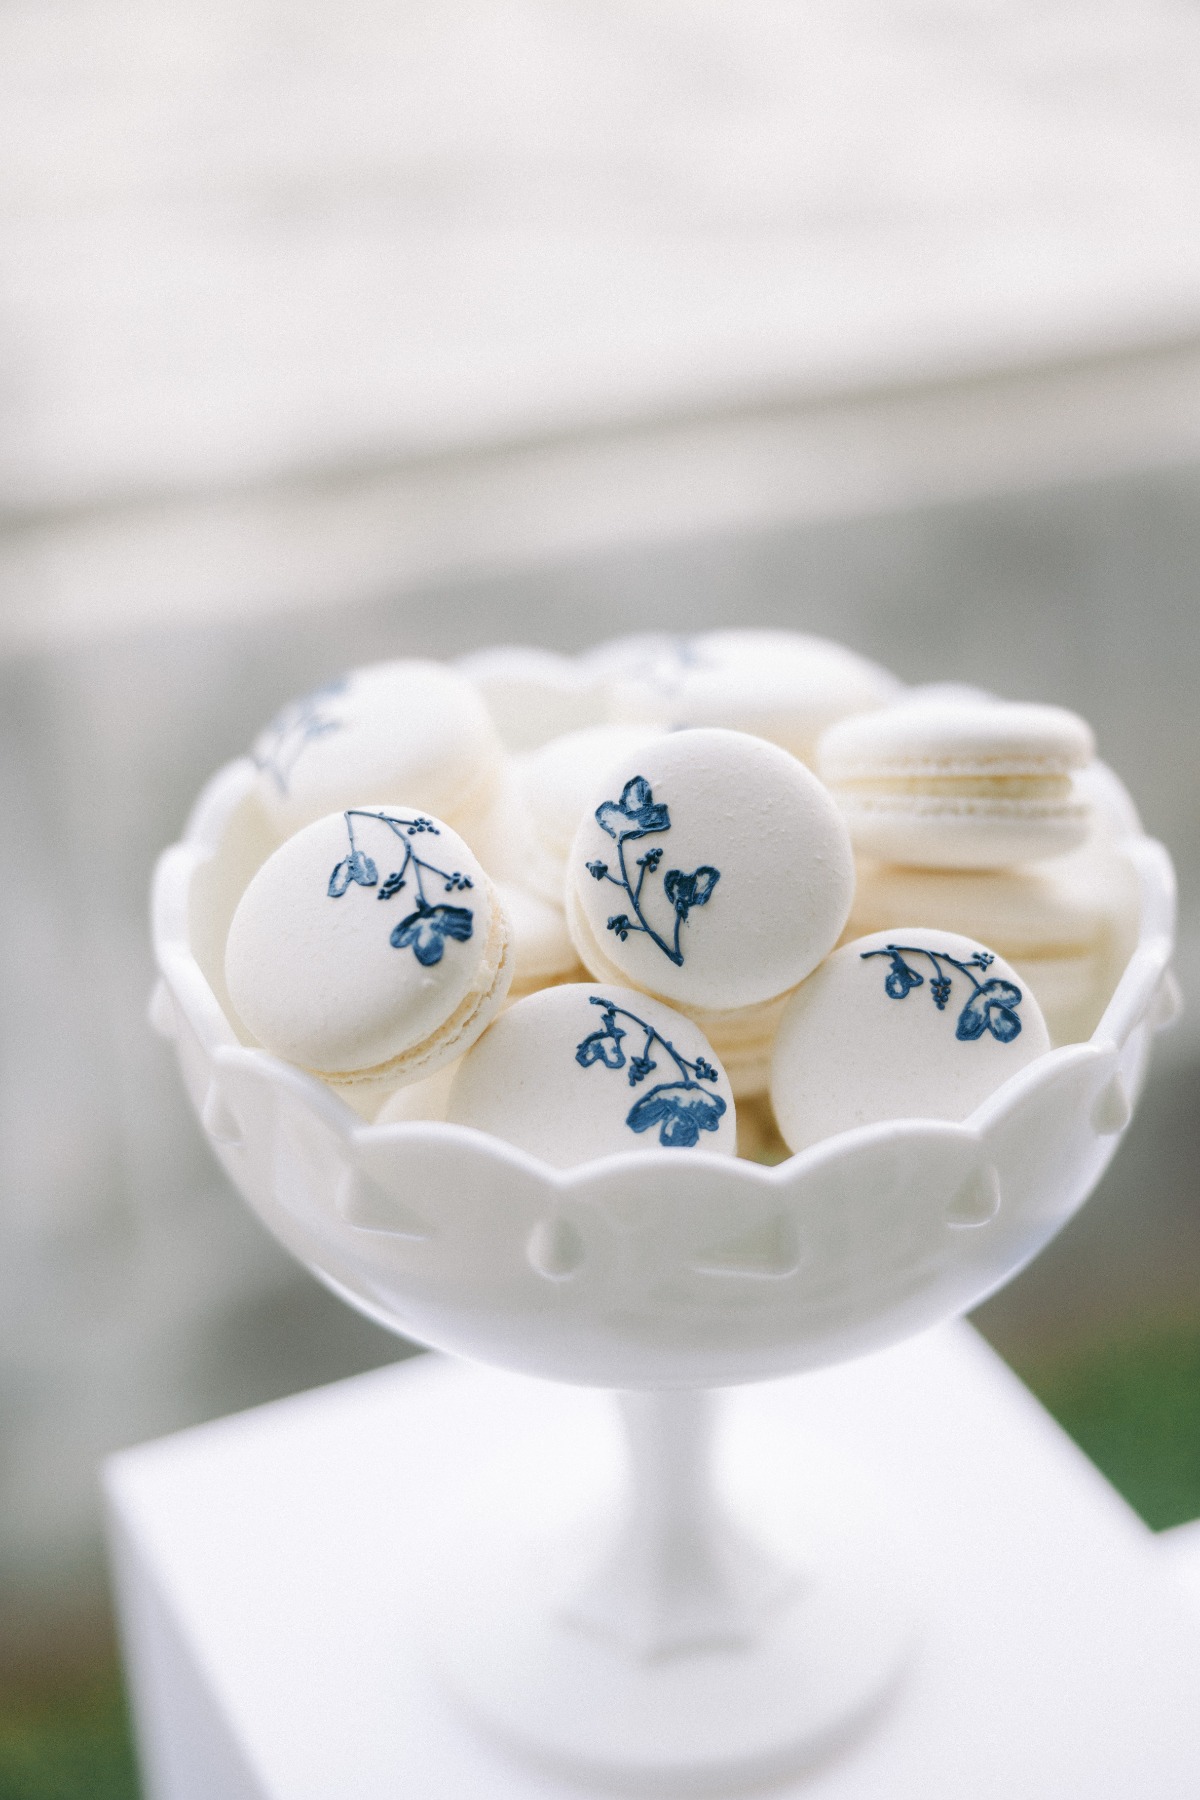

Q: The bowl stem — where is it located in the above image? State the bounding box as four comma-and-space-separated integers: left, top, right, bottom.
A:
563, 1387, 792, 1660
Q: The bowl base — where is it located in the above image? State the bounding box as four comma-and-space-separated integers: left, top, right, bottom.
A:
427, 1443, 915, 1793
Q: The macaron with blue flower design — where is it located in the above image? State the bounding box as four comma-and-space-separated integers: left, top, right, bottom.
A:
225, 806, 512, 1106
567, 727, 855, 1013
446, 984, 737, 1168
770, 926, 1050, 1153
251, 660, 503, 842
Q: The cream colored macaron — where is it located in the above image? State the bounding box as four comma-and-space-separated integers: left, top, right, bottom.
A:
603, 629, 900, 764
818, 697, 1094, 869
225, 807, 511, 1102
494, 880, 584, 997
457, 645, 608, 750
447, 983, 736, 1167
770, 927, 1051, 1154
252, 660, 503, 840
567, 727, 855, 1012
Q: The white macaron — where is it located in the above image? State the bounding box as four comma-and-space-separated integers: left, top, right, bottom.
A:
457, 645, 608, 751
770, 927, 1051, 1154
818, 697, 1094, 869
252, 660, 503, 840
225, 807, 511, 1100
603, 629, 900, 764
567, 728, 855, 1012
494, 879, 583, 997
446, 983, 736, 1167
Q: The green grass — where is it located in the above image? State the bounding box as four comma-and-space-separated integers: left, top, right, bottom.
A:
1019, 1318, 1200, 1532
0, 1672, 138, 1800
0, 1319, 1197, 1798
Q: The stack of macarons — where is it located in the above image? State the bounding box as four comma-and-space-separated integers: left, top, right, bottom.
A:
212, 634, 1133, 1169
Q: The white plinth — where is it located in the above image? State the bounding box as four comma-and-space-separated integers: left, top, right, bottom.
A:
105, 1325, 1200, 1800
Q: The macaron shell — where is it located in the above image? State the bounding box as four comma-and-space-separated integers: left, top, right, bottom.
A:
569, 728, 855, 1011
770, 927, 1051, 1154
225, 808, 505, 1077
447, 983, 736, 1168
252, 661, 502, 839
831, 788, 1091, 869
819, 698, 1095, 782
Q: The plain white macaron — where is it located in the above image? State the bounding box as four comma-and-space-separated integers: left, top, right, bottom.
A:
494, 879, 583, 996
603, 629, 900, 764
447, 983, 736, 1167
252, 660, 503, 840
770, 927, 1051, 1153
225, 806, 511, 1099
457, 645, 609, 751
567, 728, 855, 1012
818, 697, 1094, 869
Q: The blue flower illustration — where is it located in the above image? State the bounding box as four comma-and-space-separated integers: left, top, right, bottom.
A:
587, 775, 720, 967
327, 810, 475, 962
574, 996, 726, 1150
662, 865, 720, 920
596, 776, 671, 840
881, 951, 923, 1000
254, 676, 348, 795
327, 849, 378, 897
956, 979, 1023, 1043
576, 1018, 627, 1068
390, 902, 474, 966
862, 944, 1023, 1045
626, 1087, 727, 1148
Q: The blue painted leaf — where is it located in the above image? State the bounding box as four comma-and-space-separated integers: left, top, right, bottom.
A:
956, 980, 1023, 1043
595, 775, 671, 840
663, 865, 720, 917
327, 858, 353, 897
576, 1025, 626, 1070
348, 850, 377, 887
390, 903, 474, 966
883, 953, 923, 999
626, 1085, 727, 1148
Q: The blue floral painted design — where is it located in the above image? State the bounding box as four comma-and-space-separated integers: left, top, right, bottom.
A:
860, 944, 1023, 1043
253, 676, 348, 795
575, 996, 726, 1148
586, 776, 720, 967
327, 810, 474, 966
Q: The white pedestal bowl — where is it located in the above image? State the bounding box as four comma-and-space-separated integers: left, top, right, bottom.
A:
150, 754, 1178, 1792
